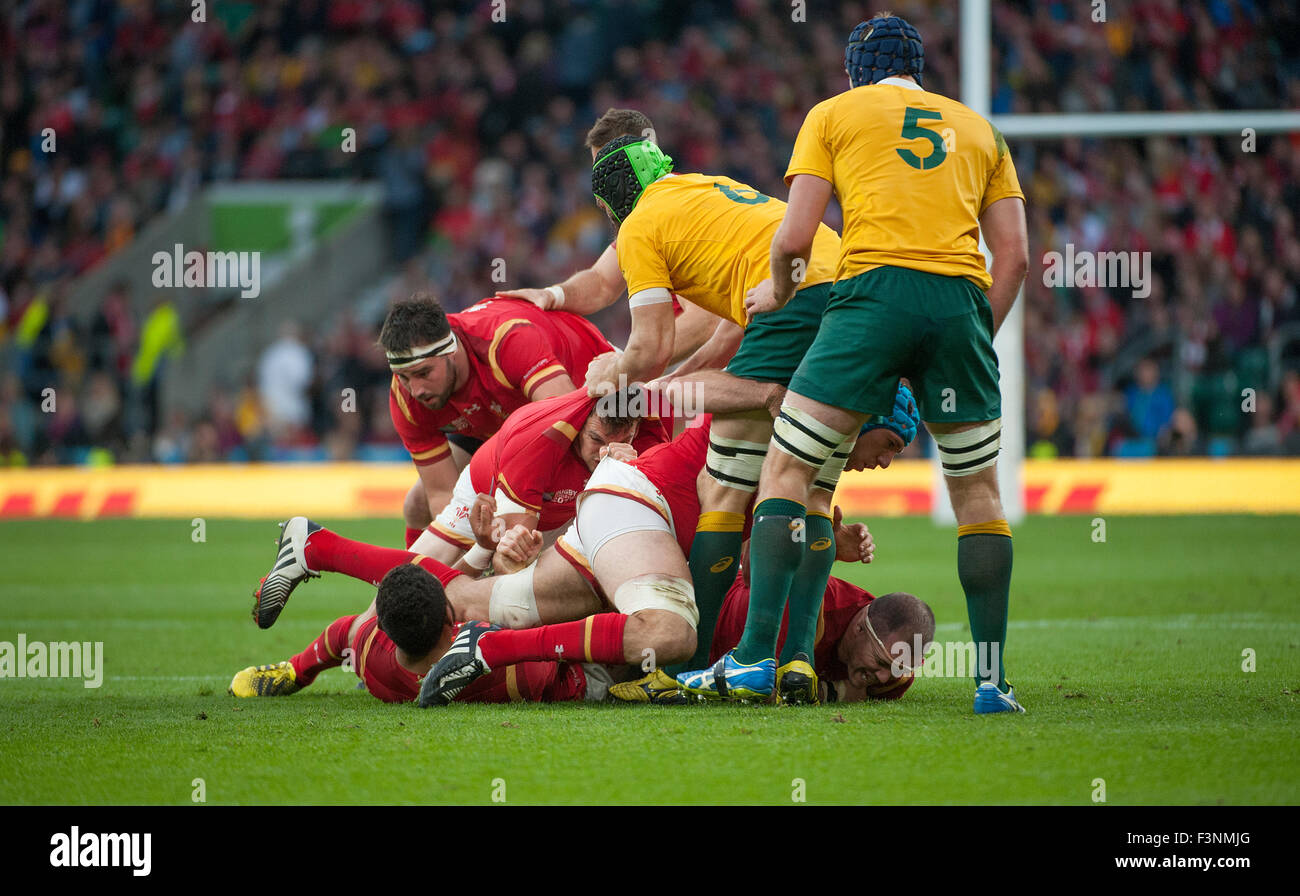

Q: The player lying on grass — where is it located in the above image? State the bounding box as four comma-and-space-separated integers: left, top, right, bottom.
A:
233, 562, 613, 704
614, 537, 934, 704
247, 421, 720, 703
418, 406, 914, 708
233, 497, 920, 708
410, 387, 668, 569
381, 293, 614, 548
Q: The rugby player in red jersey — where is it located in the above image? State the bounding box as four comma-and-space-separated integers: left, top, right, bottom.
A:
700, 552, 932, 704
236, 412, 919, 705
416, 410, 911, 708
382, 293, 614, 546
415, 388, 668, 566
250, 389, 663, 628
231, 562, 611, 705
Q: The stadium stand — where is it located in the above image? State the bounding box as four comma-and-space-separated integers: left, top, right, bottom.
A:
1, 0, 1297, 465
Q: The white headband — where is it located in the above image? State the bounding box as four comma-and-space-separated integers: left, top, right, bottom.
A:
387, 332, 457, 369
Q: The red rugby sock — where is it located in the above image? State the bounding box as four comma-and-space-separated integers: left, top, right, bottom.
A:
289, 615, 356, 686
305, 529, 419, 586
477, 614, 628, 669
405, 527, 422, 548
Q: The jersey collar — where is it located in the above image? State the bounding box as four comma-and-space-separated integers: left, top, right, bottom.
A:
878, 76, 923, 91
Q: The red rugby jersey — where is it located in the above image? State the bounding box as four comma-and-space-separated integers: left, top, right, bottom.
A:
626, 413, 711, 556
350, 559, 586, 704
389, 298, 613, 467
469, 389, 670, 531
709, 574, 914, 700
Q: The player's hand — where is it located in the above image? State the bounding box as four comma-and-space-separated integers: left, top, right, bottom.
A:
493, 525, 544, 574
832, 505, 874, 563
744, 278, 781, 320
494, 287, 557, 310
469, 493, 505, 549
585, 351, 621, 397
600, 441, 637, 463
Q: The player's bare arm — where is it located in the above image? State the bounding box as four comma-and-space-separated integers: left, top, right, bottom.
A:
753, 173, 834, 313
979, 196, 1029, 334
668, 299, 718, 364
670, 317, 744, 375
413, 455, 462, 531
495, 244, 625, 313
585, 300, 676, 394
647, 368, 784, 417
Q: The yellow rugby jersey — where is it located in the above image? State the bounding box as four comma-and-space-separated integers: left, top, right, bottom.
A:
786, 79, 1024, 290
616, 173, 841, 327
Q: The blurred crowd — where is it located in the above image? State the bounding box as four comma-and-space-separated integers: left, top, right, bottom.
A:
1, 0, 1298, 465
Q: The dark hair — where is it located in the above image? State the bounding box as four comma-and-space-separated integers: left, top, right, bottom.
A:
375, 564, 450, 657
867, 591, 935, 647
379, 293, 451, 355
586, 108, 656, 153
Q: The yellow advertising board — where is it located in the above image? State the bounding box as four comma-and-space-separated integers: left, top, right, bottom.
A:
1, 459, 1297, 520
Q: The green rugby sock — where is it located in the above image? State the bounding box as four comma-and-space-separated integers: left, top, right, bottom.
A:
957, 522, 1013, 690
677, 512, 745, 672
779, 511, 835, 665
733, 498, 806, 665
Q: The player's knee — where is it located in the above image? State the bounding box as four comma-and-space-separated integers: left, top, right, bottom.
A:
628, 610, 696, 665
488, 564, 540, 629
403, 481, 432, 528
705, 436, 767, 495
769, 407, 854, 494
614, 575, 698, 663
932, 419, 1001, 478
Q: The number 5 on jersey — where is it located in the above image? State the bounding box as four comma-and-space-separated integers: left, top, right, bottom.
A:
897, 107, 946, 170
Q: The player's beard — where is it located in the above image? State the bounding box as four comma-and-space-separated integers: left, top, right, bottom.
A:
415, 357, 457, 410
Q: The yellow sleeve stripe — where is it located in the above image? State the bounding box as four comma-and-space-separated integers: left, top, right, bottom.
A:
550, 420, 579, 442
523, 364, 566, 397
391, 377, 416, 425
957, 519, 1013, 538
506, 665, 522, 701
696, 511, 745, 533
583, 616, 595, 663
496, 475, 541, 513
488, 319, 532, 390
409, 443, 450, 462
806, 511, 833, 522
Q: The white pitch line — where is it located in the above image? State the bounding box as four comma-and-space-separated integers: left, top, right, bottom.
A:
933, 613, 1299, 633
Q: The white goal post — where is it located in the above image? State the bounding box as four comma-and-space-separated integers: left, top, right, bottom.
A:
931, 0, 1300, 525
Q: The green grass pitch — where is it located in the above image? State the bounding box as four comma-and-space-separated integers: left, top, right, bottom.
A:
1, 515, 1297, 805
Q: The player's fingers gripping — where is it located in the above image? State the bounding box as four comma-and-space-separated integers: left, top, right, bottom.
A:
495, 288, 552, 309
470, 493, 498, 546
601, 442, 637, 463
585, 352, 619, 397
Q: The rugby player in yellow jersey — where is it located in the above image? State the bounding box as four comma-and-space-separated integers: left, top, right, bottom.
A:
679, 15, 1030, 712
512, 110, 912, 698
